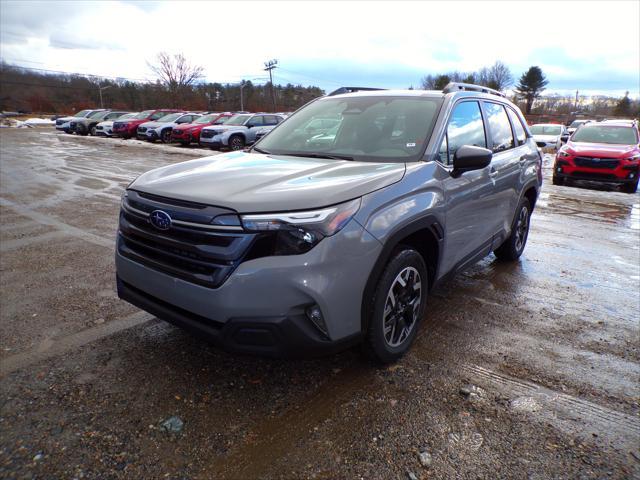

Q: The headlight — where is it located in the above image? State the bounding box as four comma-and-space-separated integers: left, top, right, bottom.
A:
624, 154, 640, 162
557, 150, 572, 158
241, 198, 361, 254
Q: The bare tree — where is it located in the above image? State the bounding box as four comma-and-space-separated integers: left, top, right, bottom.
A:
477, 61, 513, 91
148, 52, 204, 107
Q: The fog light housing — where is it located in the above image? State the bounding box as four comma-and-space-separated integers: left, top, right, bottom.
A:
556, 167, 562, 173
628, 172, 636, 179
306, 305, 328, 338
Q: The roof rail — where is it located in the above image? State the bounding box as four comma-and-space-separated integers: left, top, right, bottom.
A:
442, 82, 506, 98
328, 87, 387, 96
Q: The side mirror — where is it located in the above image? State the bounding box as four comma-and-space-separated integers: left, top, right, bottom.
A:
452, 145, 492, 177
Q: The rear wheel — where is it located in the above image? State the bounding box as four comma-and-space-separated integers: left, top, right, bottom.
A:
494, 197, 531, 261
623, 179, 638, 194
365, 247, 427, 364
89, 125, 97, 136
228, 134, 245, 151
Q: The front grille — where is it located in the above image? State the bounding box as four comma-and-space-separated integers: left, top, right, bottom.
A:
200, 130, 217, 139
113, 122, 125, 130
118, 190, 255, 288
574, 157, 619, 169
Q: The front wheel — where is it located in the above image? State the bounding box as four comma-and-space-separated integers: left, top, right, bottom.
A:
89, 125, 97, 136
365, 247, 427, 364
161, 129, 172, 143
494, 198, 531, 261
552, 175, 564, 186
228, 135, 245, 151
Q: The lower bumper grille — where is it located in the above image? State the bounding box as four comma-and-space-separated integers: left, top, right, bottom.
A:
574, 157, 619, 169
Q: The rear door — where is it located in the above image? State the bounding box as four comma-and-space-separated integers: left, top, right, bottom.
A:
438, 100, 499, 275
481, 101, 522, 243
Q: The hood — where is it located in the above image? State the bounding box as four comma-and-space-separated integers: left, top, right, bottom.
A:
175, 123, 205, 132
139, 121, 165, 129
97, 121, 114, 127
532, 134, 559, 142
130, 151, 406, 212
203, 124, 246, 133
565, 141, 637, 157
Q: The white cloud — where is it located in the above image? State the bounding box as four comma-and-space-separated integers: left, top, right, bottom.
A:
1, 0, 638, 93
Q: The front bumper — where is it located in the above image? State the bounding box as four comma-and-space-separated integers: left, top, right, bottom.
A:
115, 219, 382, 357
199, 134, 225, 148
554, 160, 639, 184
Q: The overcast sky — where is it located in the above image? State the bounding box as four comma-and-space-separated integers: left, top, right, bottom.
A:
1, 0, 638, 97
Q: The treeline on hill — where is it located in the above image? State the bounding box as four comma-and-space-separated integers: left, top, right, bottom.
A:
0, 62, 324, 114
421, 62, 638, 118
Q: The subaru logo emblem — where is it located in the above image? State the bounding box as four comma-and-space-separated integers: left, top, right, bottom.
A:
150, 210, 171, 230
593, 158, 600, 162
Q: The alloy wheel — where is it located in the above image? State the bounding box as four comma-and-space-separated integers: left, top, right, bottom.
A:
383, 266, 422, 347
514, 205, 529, 252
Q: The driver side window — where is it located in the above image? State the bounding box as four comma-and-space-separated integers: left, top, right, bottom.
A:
439, 101, 487, 165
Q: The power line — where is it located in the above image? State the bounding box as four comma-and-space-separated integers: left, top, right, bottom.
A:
1, 61, 154, 83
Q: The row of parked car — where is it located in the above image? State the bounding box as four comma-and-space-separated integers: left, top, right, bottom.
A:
54, 109, 290, 151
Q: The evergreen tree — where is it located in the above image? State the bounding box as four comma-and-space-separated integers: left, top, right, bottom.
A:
613, 91, 632, 117
515, 66, 549, 114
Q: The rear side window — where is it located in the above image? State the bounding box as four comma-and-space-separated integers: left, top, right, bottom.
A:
265, 115, 280, 125
507, 108, 527, 145
439, 101, 486, 165
484, 102, 515, 152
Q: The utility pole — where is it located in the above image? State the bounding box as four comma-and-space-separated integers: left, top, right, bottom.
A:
98, 84, 111, 109
574, 89, 579, 112
239, 80, 247, 111
263, 59, 278, 112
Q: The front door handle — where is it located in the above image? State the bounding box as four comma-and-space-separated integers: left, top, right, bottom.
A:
519, 155, 527, 162
489, 167, 498, 177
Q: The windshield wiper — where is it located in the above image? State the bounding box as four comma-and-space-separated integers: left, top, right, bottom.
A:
277, 152, 355, 161
252, 146, 271, 154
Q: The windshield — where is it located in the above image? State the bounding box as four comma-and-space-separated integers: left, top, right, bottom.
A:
569, 120, 588, 128
224, 114, 251, 126
156, 113, 182, 123
530, 125, 562, 135
572, 125, 639, 145
257, 96, 442, 162
195, 114, 218, 124
88, 110, 107, 119
214, 116, 230, 125
118, 112, 137, 119
73, 109, 90, 117
134, 110, 154, 119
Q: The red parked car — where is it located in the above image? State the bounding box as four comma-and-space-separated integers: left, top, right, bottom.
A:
171, 112, 234, 145
554, 120, 639, 193
112, 109, 180, 139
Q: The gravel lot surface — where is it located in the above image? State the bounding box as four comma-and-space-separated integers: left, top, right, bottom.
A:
1, 128, 638, 479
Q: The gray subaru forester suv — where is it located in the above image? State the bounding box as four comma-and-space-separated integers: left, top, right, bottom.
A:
116, 83, 541, 363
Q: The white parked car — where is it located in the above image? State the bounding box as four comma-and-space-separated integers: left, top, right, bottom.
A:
137, 112, 201, 143
95, 112, 138, 137
530, 123, 567, 151
567, 119, 593, 135
55, 109, 102, 133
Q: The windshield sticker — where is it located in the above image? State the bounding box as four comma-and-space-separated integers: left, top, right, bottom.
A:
406, 143, 416, 148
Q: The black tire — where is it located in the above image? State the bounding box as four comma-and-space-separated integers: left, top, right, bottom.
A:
365, 247, 428, 364
161, 129, 172, 143
89, 125, 97, 136
552, 175, 564, 186
76, 126, 88, 136
622, 179, 638, 194
494, 197, 532, 261
228, 134, 245, 151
